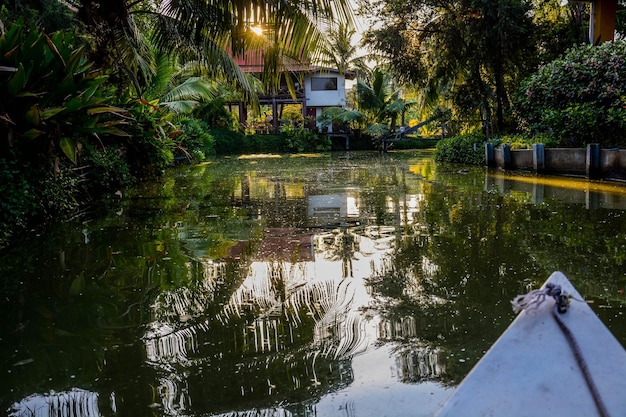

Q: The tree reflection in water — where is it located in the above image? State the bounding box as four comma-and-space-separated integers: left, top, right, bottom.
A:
141, 223, 384, 415
2, 152, 625, 417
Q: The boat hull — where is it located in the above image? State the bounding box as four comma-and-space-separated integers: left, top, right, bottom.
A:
434, 271, 626, 417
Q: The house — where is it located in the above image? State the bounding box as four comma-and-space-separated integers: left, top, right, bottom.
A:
230, 51, 354, 134
303, 68, 353, 132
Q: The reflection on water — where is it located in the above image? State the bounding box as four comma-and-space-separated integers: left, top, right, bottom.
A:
486, 172, 626, 208
9, 389, 103, 417
1, 151, 625, 417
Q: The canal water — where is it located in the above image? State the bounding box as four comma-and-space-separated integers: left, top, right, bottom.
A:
1, 150, 625, 417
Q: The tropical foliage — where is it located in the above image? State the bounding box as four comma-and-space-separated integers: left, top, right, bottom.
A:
0, 0, 356, 249
282, 125, 332, 152
0, 19, 127, 163
435, 132, 486, 165
317, 22, 370, 77
356, 0, 626, 137
317, 107, 366, 131
74, 0, 354, 97
0, 18, 134, 246
352, 67, 420, 144
514, 41, 626, 147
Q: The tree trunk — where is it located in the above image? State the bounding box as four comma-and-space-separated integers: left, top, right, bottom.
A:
493, 59, 509, 132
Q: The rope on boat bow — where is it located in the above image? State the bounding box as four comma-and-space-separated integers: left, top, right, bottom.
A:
511, 282, 570, 314
511, 283, 610, 417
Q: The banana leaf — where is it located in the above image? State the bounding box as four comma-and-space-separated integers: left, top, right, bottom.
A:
40, 107, 66, 120
59, 137, 77, 163
6, 63, 27, 96
22, 128, 44, 140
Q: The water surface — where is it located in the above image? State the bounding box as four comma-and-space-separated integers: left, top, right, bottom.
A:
1, 151, 625, 417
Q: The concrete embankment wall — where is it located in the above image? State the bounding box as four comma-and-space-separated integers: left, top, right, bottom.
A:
485, 143, 626, 181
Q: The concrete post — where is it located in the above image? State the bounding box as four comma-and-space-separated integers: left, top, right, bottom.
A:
485, 143, 495, 167
533, 143, 545, 173
586, 143, 601, 179
501, 144, 511, 170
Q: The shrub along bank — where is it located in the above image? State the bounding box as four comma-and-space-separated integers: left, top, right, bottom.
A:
436, 41, 626, 165
0, 19, 209, 249
514, 41, 626, 148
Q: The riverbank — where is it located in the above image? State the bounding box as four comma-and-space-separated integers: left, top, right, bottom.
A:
486, 143, 626, 182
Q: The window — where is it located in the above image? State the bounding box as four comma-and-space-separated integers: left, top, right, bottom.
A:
311, 77, 338, 91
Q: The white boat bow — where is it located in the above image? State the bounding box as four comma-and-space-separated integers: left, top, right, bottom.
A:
434, 271, 626, 417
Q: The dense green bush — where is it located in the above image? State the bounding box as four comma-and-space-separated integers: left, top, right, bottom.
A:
83, 145, 134, 190
211, 127, 332, 155
247, 133, 287, 153
121, 99, 176, 176
282, 126, 331, 152
179, 118, 216, 160
36, 161, 82, 217
0, 157, 38, 248
0, 156, 83, 249
435, 132, 486, 164
211, 128, 250, 154
514, 41, 626, 147
494, 133, 559, 149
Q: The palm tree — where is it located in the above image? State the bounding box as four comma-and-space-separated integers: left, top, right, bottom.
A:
317, 22, 370, 75
75, 0, 356, 99
362, 0, 537, 134
354, 67, 420, 145
356, 67, 414, 128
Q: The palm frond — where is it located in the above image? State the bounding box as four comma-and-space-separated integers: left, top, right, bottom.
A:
150, 0, 355, 95
160, 100, 202, 114
161, 77, 217, 103
79, 0, 356, 104
143, 51, 178, 100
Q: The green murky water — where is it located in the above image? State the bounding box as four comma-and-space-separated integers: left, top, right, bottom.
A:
1, 150, 625, 417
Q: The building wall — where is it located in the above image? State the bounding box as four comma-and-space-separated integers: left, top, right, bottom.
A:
304, 72, 347, 108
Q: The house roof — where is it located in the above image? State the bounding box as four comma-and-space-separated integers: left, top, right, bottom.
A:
233, 50, 355, 79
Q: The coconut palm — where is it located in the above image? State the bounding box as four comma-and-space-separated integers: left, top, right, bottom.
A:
138, 50, 214, 113
354, 66, 421, 146
356, 67, 413, 127
317, 22, 370, 76
75, 0, 355, 99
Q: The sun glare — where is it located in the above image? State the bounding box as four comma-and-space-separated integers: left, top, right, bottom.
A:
250, 26, 264, 36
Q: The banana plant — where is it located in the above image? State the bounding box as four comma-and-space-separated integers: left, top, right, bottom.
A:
0, 19, 129, 164
317, 106, 366, 131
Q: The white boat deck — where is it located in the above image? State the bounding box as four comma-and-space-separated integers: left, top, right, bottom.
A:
434, 271, 626, 417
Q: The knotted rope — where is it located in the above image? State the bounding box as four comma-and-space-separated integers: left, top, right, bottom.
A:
511, 282, 569, 313
511, 283, 610, 417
